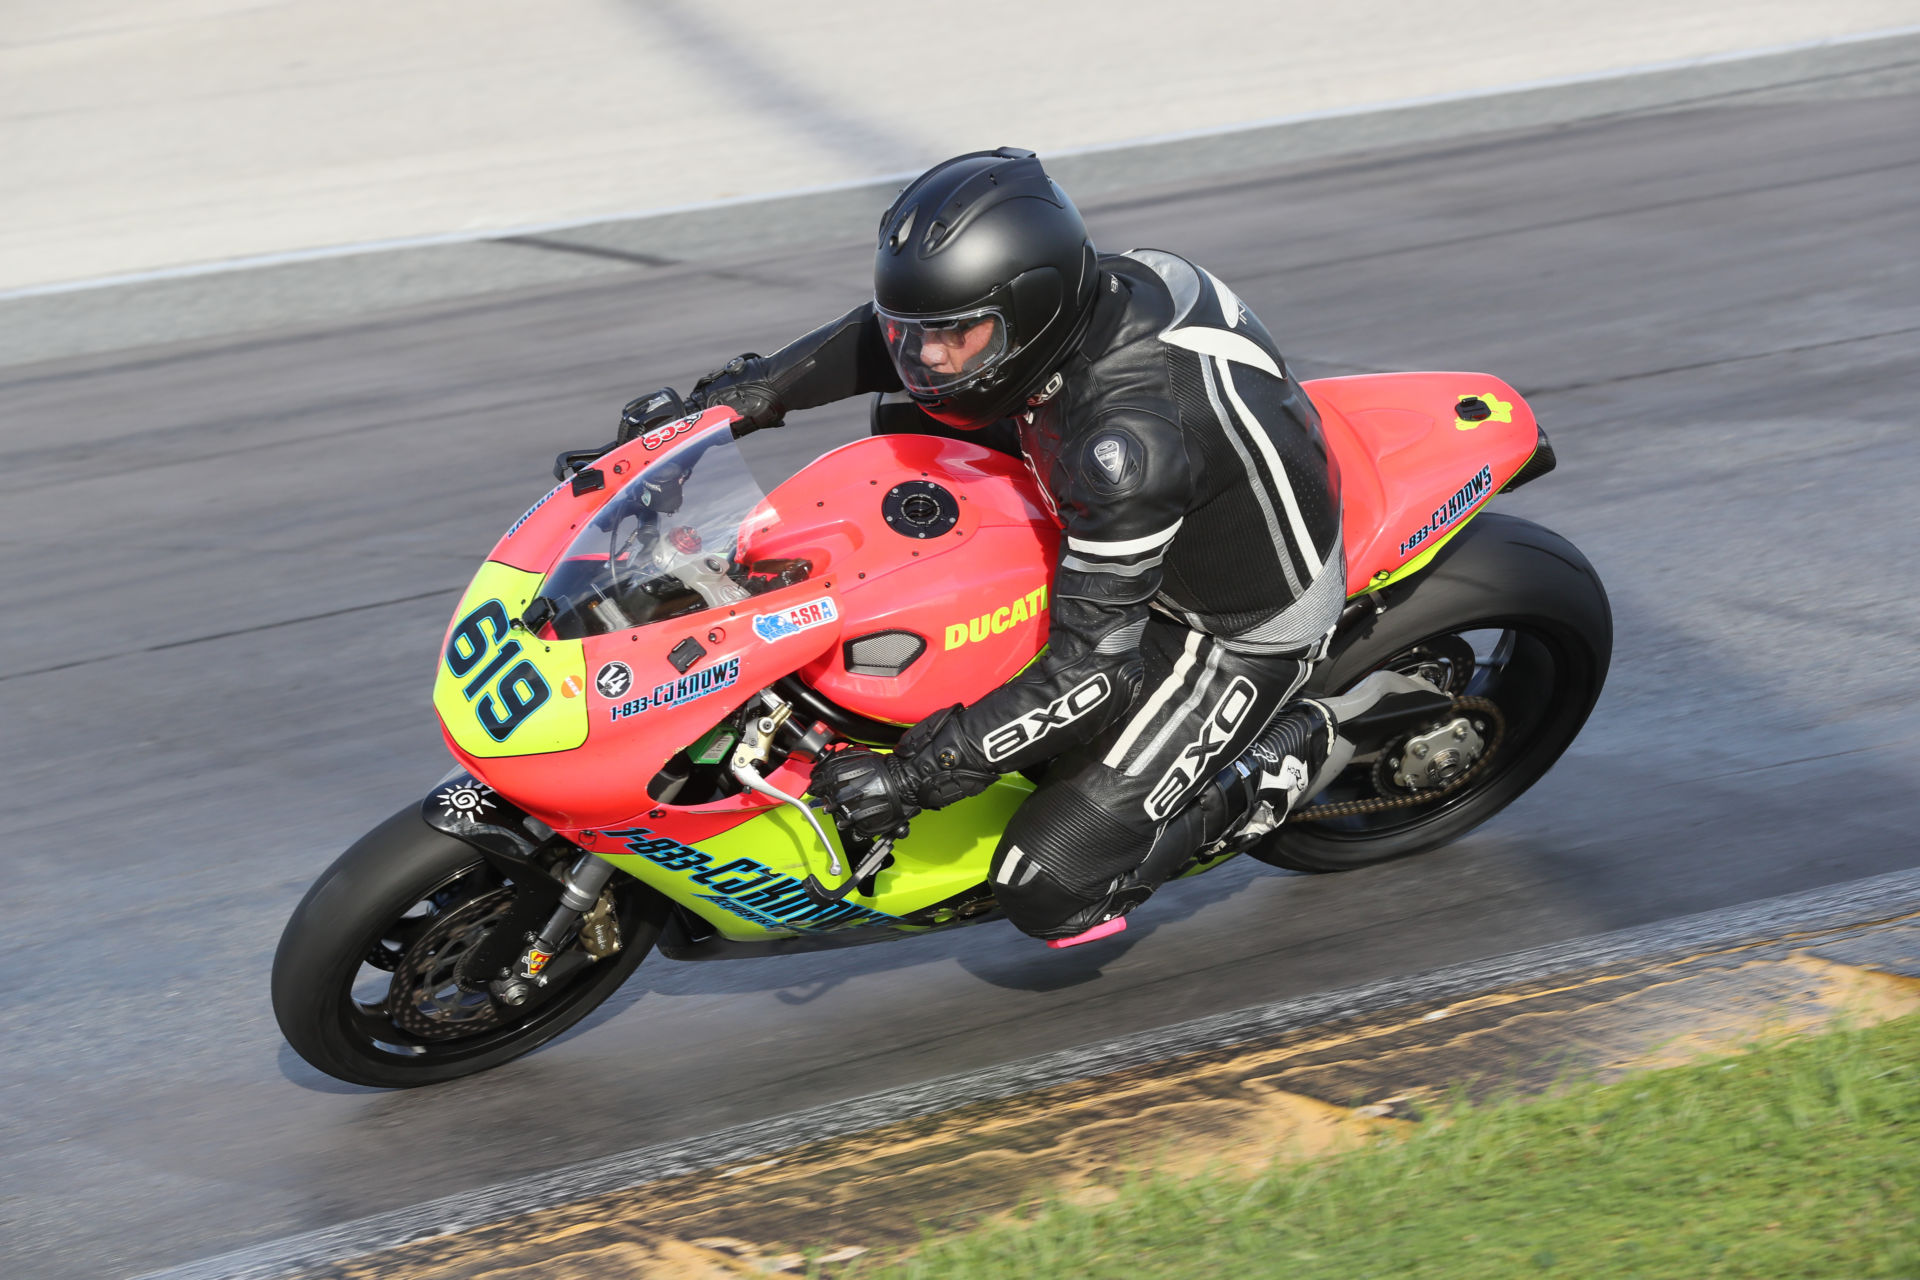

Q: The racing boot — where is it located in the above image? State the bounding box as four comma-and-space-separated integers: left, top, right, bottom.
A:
1162, 668, 1450, 857
1040, 672, 1450, 948
1041, 702, 1337, 947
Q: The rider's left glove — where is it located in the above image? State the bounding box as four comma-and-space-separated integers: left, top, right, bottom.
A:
687, 353, 786, 435
811, 747, 920, 841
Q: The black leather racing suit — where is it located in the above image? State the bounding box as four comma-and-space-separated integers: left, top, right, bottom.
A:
704, 250, 1345, 938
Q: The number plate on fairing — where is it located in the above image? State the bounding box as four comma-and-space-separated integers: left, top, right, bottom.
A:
433, 562, 589, 757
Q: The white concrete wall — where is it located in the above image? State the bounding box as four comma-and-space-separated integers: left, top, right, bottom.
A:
5, 0, 1917, 289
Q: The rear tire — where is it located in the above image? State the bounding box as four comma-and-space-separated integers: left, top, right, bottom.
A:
1253, 513, 1610, 873
272, 807, 666, 1088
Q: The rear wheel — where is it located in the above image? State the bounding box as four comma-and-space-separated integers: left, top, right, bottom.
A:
272, 807, 668, 1088
1253, 513, 1610, 873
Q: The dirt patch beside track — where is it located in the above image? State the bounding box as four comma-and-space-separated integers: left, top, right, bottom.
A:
319, 912, 1920, 1279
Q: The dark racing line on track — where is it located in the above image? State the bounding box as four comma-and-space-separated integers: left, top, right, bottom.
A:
1, 74, 1918, 1280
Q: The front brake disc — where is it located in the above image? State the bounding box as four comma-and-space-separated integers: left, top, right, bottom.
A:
387, 888, 514, 1040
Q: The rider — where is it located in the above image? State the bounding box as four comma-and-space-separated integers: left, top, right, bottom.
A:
661, 147, 1384, 944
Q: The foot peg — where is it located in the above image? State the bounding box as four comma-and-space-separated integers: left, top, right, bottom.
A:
1300, 669, 1452, 801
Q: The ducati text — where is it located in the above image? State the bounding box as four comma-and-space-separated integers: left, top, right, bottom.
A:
945, 585, 1048, 650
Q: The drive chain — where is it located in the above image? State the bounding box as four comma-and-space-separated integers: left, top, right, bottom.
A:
1286, 696, 1506, 823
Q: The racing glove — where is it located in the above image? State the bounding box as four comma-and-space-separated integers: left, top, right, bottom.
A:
811, 747, 919, 841
687, 353, 785, 434
811, 707, 1005, 839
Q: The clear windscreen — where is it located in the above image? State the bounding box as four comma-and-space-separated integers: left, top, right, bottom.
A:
538, 432, 809, 639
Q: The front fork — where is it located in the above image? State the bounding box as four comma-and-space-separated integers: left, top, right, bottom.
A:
422, 773, 625, 1007
488, 852, 618, 1007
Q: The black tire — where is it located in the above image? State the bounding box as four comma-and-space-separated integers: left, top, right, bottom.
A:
272, 806, 667, 1088
1253, 513, 1611, 873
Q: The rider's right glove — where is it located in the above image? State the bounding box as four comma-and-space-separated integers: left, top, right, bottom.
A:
687, 353, 786, 434
811, 747, 920, 842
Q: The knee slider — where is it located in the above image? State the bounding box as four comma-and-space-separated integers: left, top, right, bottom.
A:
992, 779, 1154, 938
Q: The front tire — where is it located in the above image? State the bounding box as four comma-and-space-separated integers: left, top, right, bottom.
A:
1254, 513, 1611, 873
272, 807, 666, 1088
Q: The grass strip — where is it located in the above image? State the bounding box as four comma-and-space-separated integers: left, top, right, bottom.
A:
859, 1012, 1920, 1279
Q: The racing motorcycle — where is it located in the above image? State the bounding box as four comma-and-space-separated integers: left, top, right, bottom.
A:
273, 373, 1609, 1087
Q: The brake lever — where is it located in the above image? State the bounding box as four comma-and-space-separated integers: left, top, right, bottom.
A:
801, 837, 894, 906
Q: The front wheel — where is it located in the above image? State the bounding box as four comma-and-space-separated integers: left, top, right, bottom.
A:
272, 807, 667, 1088
1254, 513, 1611, 873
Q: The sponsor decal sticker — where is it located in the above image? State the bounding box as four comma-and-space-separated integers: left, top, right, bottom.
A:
641, 414, 701, 451
1397, 464, 1494, 560
982, 672, 1111, 762
505, 485, 562, 538
752, 596, 838, 643
436, 779, 497, 822
945, 585, 1049, 650
1145, 677, 1258, 819
595, 661, 634, 700
608, 657, 741, 722
524, 946, 553, 976
559, 675, 584, 699
607, 827, 892, 931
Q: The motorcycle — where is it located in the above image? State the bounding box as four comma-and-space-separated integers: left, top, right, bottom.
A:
273, 373, 1609, 1087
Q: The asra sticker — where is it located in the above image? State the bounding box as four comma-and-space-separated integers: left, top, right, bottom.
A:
641, 414, 700, 451
982, 673, 1111, 762
607, 827, 892, 932
608, 657, 741, 722
753, 596, 838, 643
1145, 677, 1258, 819
946, 585, 1048, 650
1397, 465, 1494, 560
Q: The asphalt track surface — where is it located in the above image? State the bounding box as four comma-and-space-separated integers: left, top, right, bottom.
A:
2, 86, 1917, 1279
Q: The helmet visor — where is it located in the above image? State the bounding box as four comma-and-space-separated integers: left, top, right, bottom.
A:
877, 307, 1009, 396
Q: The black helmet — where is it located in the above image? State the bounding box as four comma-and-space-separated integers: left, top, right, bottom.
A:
874, 148, 1098, 429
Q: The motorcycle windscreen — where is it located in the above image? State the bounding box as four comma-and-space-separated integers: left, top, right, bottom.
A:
538, 433, 787, 640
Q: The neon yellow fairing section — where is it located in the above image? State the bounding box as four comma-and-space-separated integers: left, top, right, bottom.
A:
596, 776, 1035, 941
432, 562, 588, 758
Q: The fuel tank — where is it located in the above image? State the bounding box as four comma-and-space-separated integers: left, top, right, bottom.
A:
776, 434, 1060, 725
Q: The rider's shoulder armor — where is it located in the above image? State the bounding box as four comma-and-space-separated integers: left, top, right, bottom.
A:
1024, 249, 1344, 653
